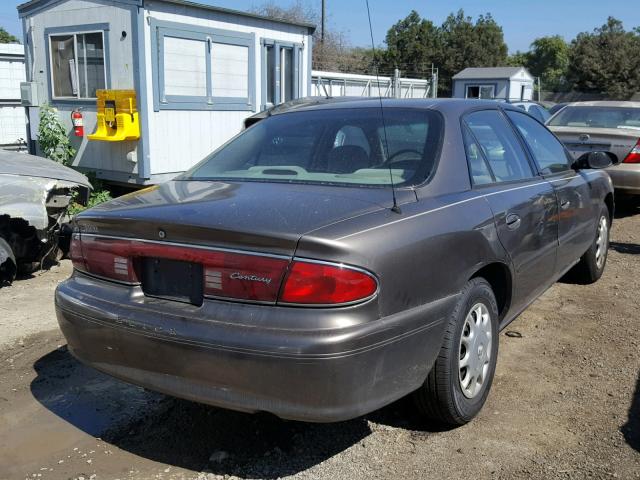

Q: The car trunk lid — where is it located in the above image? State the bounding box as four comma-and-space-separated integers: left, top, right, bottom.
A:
75, 180, 411, 256
550, 126, 640, 162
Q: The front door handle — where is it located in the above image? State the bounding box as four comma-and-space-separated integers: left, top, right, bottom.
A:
560, 199, 571, 210
506, 213, 521, 230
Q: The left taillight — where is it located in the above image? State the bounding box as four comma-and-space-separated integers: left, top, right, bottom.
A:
71, 234, 139, 283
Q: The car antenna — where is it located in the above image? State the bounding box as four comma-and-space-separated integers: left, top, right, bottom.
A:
365, 0, 401, 214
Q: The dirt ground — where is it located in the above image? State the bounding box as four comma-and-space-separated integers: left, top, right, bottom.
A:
0, 203, 638, 480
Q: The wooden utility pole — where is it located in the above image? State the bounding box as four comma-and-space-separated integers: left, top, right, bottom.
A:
321, 0, 326, 43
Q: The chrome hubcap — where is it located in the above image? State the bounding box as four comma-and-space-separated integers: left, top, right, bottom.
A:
595, 215, 608, 270
459, 303, 492, 399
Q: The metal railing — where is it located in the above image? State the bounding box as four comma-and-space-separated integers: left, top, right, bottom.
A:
311, 68, 438, 99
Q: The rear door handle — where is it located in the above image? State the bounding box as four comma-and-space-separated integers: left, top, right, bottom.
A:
506, 213, 521, 230
560, 199, 571, 210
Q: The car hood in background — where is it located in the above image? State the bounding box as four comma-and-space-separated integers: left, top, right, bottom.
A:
0, 150, 92, 189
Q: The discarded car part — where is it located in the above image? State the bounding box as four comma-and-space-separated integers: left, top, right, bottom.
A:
0, 150, 91, 285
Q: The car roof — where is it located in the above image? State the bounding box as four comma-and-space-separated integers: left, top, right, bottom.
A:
262, 97, 520, 116
565, 101, 640, 108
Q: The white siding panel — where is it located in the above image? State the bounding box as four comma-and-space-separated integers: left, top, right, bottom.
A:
211, 43, 248, 97
0, 107, 27, 145
149, 110, 247, 174
0, 57, 25, 100
164, 36, 207, 96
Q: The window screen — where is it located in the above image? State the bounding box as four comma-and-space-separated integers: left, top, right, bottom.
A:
153, 22, 254, 110
211, 43, 249, 98
163, 36, 207, 97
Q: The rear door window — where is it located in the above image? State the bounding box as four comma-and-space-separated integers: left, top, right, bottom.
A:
506, 110, 571, 174
464, 110, 534, 182
462, 125, 494, 185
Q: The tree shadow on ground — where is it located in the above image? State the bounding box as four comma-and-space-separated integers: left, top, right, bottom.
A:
621, 371, 640, 453
30, 346, 443, 478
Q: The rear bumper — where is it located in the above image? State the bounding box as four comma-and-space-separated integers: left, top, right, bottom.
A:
607, 164, 640, 194
55, 273, 452, 422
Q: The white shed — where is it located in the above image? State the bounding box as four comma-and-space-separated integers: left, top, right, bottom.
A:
17, 0, 315, 185
452, 67, 534, 101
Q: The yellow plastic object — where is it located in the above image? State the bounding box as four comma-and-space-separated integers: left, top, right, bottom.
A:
88, 89, 140, 141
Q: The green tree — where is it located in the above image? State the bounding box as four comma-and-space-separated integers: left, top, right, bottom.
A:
527, 35, 569, 91
0, 27, 20, 44
506, 51, 530, 67
383, 10, 508, 96
383, 11, 441, 78
567, 17, 640, 99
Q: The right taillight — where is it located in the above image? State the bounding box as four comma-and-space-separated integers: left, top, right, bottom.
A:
279, 260, 378, 305
623, 139, 640, 163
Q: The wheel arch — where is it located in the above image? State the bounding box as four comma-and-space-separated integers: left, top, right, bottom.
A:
604, 192, 614, 222
469, 262, 512, 321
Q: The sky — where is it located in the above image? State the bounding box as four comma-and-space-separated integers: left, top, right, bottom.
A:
0, 0, 635, 53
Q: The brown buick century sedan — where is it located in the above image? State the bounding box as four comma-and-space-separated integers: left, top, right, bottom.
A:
57, 99, 614, 426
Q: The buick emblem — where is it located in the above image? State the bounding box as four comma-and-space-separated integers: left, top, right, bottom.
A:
158, 229, 166, 239
579, 133, 590, 143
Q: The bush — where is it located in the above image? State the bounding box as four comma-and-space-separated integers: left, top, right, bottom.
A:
68, 175, 113, 216
37, 104, 76, 165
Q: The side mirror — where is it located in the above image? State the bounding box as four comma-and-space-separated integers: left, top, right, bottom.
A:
572, 151, 617, 170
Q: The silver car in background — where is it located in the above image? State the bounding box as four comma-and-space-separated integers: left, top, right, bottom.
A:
548, 101, 640, 196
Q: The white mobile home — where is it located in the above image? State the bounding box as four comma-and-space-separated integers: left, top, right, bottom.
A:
452, 67, 534, 101
18, 0, 314, 185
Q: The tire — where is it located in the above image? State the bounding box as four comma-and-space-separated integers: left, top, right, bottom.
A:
412, 278, 499, 427
571, 205, 610, 284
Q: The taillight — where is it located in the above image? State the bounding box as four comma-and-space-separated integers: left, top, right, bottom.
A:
70, 235, 289, 302
71, 235, 378, 306
623, 139, 640, 163
279, 260, 378, 305
76, 235, 139, 283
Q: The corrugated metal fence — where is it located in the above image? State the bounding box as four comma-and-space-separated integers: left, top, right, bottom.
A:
0, 44, 27, 151
311, 69, 438, 99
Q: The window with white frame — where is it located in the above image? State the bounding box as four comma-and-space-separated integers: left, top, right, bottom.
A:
49, 31, 106, 99
152, 20, 254, 111
262, 41, 302, 108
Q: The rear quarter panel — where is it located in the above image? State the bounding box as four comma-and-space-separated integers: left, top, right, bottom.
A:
296, 192, 509, 318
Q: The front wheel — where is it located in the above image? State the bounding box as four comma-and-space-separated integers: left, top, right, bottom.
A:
412, 278, 499, 426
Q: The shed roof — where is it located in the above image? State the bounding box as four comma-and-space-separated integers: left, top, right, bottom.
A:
17, 0, 316, 33
452, 67, 533, 81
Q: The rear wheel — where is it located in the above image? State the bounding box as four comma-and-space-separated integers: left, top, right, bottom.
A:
412, 278, 499, 426
571, 206, 610, 284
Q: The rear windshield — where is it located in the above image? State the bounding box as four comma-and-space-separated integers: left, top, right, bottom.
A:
548, 106, 640, 130
181, 108, 443, 187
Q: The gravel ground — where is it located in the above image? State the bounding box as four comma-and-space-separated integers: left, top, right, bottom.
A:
0, 202, 638, 480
